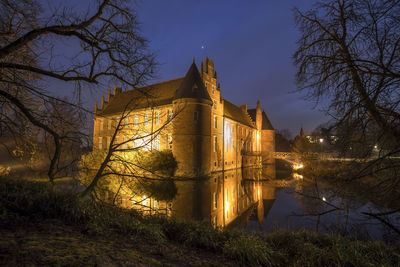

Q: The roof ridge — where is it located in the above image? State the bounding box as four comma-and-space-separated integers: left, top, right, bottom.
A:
124, 77, 185, 93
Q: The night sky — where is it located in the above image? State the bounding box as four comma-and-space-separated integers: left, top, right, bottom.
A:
49, 0, 329, 135
133, 0, 329, 135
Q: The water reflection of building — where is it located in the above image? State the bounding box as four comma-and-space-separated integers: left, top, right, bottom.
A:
172, 168, 263, 227
110, 165, 278, 228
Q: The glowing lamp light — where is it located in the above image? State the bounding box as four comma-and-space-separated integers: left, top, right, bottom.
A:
293, 163, 304, 170
322, 196, 326, 202
293, 173, 303, 180
319, 138, 324, 143
374, 145, 378, 149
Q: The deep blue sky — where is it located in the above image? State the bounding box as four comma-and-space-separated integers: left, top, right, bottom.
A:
47, 0, 329, 135
133, 0, 328, 135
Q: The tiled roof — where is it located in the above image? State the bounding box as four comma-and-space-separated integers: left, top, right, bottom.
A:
223, 100, 255, 128
174, 62, 212, 101
262, 110, 274, 130
246, 108, 274, 130
97, 77, 184, 116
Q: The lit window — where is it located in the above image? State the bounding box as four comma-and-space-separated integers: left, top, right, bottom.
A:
134, 114, 138, 127
144, 113, 149, 126
214, 115, 217, 128
167, 134, 172, 146
123, 136, 128, 149
99, 119, 103, 131
106, 136, 111, 148
133, 135, 151, 150
153, 135, 160, 150
214, 136, 217, 152
133, 138, 140, 148
224, 120, 233, 152
155, 111, 160, 125
107, 119, 112, 130
213, 100, 217, 110
194, 111, 198, 121
168, 109, 173, 121
213, 192, 217, 209
98, 137, 102, 149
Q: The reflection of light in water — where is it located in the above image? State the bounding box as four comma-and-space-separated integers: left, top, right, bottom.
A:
293, 163, 303, 170
322, 196, 326, 202
293, 173, 303, 180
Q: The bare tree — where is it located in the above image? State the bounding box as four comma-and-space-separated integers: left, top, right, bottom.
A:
294, 0, 400, 147
293, 0, 400, 232
79, 99, 182, 207
0, 0, 156, 182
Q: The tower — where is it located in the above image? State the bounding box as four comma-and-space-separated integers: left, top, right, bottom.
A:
172, 62, 213, 175
201, 57, 224, 171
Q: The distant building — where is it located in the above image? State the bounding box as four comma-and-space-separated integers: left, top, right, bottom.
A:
93, 57, 275, 175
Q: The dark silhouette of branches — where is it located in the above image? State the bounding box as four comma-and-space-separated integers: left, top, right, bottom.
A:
0, 0, 156, 182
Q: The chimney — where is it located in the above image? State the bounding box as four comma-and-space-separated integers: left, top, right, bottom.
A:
107, 87, 111, 102
113, 85, 122, 96
94, 101, 98, 113
101, 93, 105, 109
240, 104, 247, 112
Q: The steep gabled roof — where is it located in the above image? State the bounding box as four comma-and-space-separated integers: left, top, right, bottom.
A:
97, 78, 184, 116
262, 110, 274, 130
223, 100, 255, 128
174, 62, 212, 101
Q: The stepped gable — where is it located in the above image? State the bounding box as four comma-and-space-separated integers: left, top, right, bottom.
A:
261, 110, 274, 130
174, 62, 212, 101
247, 108, 257, 123
97, 77, 184, 116
223, 99, 256, 128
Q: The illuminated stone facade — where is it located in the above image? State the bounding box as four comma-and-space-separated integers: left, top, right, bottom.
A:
93, 57, 275, 175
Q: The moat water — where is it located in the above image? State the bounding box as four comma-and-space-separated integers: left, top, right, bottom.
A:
168, 164, 399, 243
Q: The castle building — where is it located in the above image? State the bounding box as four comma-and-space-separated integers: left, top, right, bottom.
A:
93, 57, 275, 175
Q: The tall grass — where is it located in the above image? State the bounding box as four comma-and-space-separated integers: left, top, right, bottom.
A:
1, 177, 399, 266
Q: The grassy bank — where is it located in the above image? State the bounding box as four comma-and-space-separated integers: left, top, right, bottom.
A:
1, 178, 399, 266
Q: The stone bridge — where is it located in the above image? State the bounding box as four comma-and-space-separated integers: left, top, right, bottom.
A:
273, 152, 385, 164
274, 152, 344, 164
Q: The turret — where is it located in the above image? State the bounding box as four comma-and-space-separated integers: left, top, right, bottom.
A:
172, 62, 212, 176
256, 100, 262, 131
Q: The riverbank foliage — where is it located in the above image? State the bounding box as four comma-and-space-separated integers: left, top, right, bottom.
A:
1, 178, 399, 266
79, 149, 178, 202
